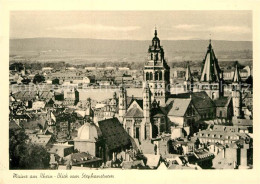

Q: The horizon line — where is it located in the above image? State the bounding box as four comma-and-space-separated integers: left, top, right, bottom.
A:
9, 37, 253, 42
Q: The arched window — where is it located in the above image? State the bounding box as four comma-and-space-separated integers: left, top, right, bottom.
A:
155, 72, 159, 81
150, 72, 153, 80
161, 91, 163, 96
212, 92, 216, 99
146, 72, 149, 81
159, 71, 162, 80
204, 74, 207, 81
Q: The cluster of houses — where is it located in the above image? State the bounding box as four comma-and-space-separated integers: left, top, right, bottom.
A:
10, 64, 143, 89
9, 29, 253, 170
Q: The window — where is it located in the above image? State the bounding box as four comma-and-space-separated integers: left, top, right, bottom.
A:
155, 72, 159, 81
188, 146, 193, 152
219, 111, 222, 117
159, 71, 162, 80
150, 72, 153, 80
146, 72, 149, 80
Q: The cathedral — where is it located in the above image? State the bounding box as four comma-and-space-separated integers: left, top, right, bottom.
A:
119, 28, 244, 142
119, 29, 169, 141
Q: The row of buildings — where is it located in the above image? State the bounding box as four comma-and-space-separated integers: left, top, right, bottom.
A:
9, 28, 253, 169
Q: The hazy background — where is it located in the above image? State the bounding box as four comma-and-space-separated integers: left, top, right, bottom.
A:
9, 11, 252, 64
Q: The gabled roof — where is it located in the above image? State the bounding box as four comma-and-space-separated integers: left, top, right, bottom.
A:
127, 97, 143, 109
168, 92, 215, 115
28, 134, 52, 147
213, 96, 232, 107
12, 91, 54, 101
167, 99, 191, 117
13, 91, 36, 101
98, 118, 133, 151
20, 118, 46, 130
124, 107, 144, 118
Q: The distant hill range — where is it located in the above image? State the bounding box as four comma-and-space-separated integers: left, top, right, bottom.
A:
10, 38, 252, 63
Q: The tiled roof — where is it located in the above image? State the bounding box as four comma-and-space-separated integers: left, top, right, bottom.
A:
21, 119, 46, 130
29, 134, 52, 147
12, 91, 54, 101
65, 152, 102, 166
126, 97, 143, 109
213, 97, 231, 107
151, 105, 167, 117
167, 99, 191, 117
98, 118, 133, 151
168, 91, 215, 114
124, 107, 144, 118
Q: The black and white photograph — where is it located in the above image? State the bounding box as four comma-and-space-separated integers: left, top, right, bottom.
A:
1, 1, 260, 183
8, 10, 254, 170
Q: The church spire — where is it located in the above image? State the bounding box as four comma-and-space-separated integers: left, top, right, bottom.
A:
154, 26, 157, 37
208, 39, 212, 50
233, 61, 241, 83
200, 40, 221, 82
185, 62, 192, 81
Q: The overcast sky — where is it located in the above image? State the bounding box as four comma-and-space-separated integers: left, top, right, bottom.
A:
10, 11, 252, 41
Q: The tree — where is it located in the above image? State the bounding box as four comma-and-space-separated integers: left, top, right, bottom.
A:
21, 78, 31, 84
18, 143, 50, 169
9, 62, 24, 72
9, 129, 28, 169
9, 129, 50, 169
52, 78, 59, 85
245, 75, 253, 88
33, 74, 45, 84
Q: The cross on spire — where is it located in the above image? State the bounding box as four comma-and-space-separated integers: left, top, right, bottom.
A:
154, 25, 157, 37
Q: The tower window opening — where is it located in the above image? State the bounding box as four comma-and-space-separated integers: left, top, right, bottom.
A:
150, 72, 153, 80
159, 71, 162, 80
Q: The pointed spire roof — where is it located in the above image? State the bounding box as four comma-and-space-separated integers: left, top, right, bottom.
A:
200, 40, 221, 82
154, 26, 158, 37
151, 27, 160, 47
185, 63, 192, 81
233, 62, 241, 83
146, 27, 169, 70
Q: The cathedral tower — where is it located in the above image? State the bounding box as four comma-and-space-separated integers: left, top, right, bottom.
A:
199, 40, 223, 99
143, 83, 152, 140
118, 84, 127, 123
232, 62, 242, 118
184, 63, 193, 92
143, 28, 170, 106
